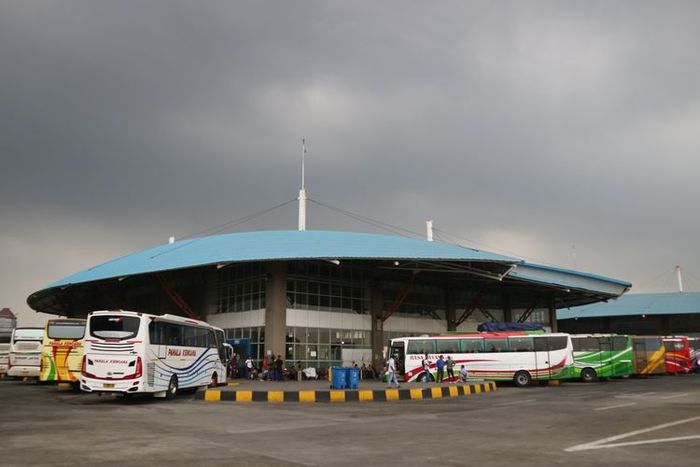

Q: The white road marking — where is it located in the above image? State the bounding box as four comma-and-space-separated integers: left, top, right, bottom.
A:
565, 415, 700, 452
494, 399, 535, 407
615, 391, 656, 399
594, 402, 636, 411
570, 435, 700, 451
659, 393, 689, 400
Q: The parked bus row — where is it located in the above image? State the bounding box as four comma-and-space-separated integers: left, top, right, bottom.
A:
2, 311, 234, 399
388, 332, 700, 387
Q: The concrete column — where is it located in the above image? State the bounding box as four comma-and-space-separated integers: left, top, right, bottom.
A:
502, 291, 512, 323
200, 269, 218, 322
264, 261, 287, 358
548, 295, 558, 332
446, 285, 456, 331
370, 280, 385, 368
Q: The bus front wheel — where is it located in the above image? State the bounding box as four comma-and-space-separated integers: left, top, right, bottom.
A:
166, 376, 178, 400
513, 371, 531, 388
581, 368, 597, 383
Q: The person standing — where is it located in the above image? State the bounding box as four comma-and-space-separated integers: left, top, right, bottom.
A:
386, 354, 400, 388
275, 355, 284, 381
446, 356, 455, 382
244, 356, 253, 380
421, 353, 432, 383
436, 355, 445, 382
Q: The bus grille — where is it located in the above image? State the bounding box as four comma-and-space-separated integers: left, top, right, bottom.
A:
89, 343, 135, 353
147, 363, 155, 386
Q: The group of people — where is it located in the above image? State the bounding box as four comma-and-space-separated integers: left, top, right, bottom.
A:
385, 353, 469, 388
228, 354, 286, 381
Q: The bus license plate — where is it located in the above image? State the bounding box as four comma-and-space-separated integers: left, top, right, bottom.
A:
103, 383, 115, 389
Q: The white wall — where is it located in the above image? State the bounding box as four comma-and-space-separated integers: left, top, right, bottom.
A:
206, 309, 265, 329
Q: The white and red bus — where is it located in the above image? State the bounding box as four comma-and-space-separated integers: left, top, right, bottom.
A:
389, 332, 575, 387
7, 327, 44, 378
662, 336, 692, 374
81, 311, 232, 398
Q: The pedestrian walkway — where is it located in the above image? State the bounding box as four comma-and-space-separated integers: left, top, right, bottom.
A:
197, 379, 497, 403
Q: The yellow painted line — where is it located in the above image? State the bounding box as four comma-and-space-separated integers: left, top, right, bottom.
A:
491, 382, 497, 391
409, 388, 423, 400
473, 384, 481, 394
57, 383, 72, 391
236, 390, 253, 402
482, 383, 490, 393
227, 382, 239, 387
431, 387, 443, 399
463, 385, 471, 395
330, 390, 346, 402
359, 390, 374, 402
267, 391, 284, 403
205, 390, 221, 402
299, 390, 316, 403
448, 386, 458, 397
385, 389, 399, 401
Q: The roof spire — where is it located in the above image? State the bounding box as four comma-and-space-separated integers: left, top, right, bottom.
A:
298, 138, 307, 231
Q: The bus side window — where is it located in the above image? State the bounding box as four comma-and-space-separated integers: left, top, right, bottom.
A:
149, 322, 161, 345
208, 330, 217, 348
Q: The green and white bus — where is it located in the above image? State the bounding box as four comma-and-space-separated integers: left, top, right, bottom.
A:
570, 334, 633, 382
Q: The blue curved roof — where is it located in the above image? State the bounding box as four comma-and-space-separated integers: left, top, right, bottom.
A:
558, 292, 700, 319
47, 230, 520, 288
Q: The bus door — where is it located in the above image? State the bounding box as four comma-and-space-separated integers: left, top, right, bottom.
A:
390, 342, 406, 379
533, 336, 551, 380
599, 337, 611, 376
632, 339, 647, 374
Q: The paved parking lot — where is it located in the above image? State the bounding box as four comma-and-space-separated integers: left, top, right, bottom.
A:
1, 375, 698, 466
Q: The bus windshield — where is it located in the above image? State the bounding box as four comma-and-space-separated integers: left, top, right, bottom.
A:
90, 316, 140, 340
47, 321, 85, 339
13, 328, 44, 341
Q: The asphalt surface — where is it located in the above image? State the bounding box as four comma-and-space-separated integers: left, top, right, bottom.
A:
1, 375, 699, 466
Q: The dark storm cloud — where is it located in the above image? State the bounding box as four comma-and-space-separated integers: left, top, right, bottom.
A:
2, 1, 700, 324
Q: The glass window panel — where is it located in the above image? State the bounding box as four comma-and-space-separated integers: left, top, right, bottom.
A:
484, 339, 508, 353
435, 339, 460, 354
460, 339, 483, 353
508, 337, 533, 352
318, 328, 330, 344
406, 339, 436, 355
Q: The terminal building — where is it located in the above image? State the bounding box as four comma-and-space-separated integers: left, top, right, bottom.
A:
558, 291, 700, 336
27, 229, 631, 368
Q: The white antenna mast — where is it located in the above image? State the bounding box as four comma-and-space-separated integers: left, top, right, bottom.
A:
676, 265, 684, 292
298, 138, 307, 231
426, 220, 434, 242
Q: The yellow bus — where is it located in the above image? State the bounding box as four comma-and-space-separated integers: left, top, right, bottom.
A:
40, 318, 86, 383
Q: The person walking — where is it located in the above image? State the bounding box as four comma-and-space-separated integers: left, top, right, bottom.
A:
446, 356, 456, 382
386, 354, 400, 388
436, 355, 445, 382
421, 353, 432, 383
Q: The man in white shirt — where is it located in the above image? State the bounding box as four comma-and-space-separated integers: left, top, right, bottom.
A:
386, 355, 400, 388
245, 357, 254, 380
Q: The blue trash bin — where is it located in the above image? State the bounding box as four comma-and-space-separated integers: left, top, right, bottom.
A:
346, 367, 360, 389
331, 367, 347, 389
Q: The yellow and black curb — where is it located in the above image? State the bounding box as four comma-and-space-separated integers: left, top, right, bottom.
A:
197, 381, 497, 403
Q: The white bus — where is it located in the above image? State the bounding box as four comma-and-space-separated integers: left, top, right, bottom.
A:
7, 327, 44, 378
389, 331, 575, 387
81, 311, 232, 398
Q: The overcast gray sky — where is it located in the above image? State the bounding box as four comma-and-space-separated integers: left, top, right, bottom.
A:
2, 1, 700, 326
